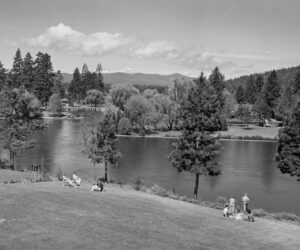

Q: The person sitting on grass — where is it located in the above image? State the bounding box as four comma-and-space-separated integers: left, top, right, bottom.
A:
91, 183, 101, 191
97, 178, 104, 191
91, 179, 104, 192
71, 172, 81, 186
223, 205, 230, 217
234, 209, 243, 220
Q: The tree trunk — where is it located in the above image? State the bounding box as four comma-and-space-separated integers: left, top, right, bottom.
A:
104, 161, 108, 182
93, 163, 97, 181
193, 173, 200, 199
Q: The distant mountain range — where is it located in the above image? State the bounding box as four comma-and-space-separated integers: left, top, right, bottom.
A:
62, 65, 300, 89
62, 72, 193, 86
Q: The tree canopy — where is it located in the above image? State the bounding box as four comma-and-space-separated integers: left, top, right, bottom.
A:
276, 101, 300, 180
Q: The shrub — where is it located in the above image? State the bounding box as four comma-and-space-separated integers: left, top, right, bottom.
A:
252, 208, 268, 217
151, 184, 169, 197
56, 167, 63, 181
216, 196, 228, 205
0, 158, 13, 170
272, 212, 300, 222
109, 178, 116, 184
134, 177, 144, 190
118, 117, 132, 135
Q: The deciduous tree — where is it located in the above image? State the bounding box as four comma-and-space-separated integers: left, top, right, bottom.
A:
48, 94, 63, 115
110, 84, 139, 110
85, 89, 105, 107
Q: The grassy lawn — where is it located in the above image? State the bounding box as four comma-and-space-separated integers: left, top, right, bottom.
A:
219, 125, 280, 139
0, 182, 299, 249
132, 125, 280, 140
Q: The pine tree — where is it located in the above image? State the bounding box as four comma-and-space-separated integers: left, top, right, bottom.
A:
33, 52, 55, 105
169, 73, 222, 198
293, 69, 300, 96
245, 75, 257, 104
255, 74, 264, 93
235, 85, 246, 104
208, 68, 227, 130
263, 70, 281, 117
68, 68, 83, 102
96, 63, 104, 92
0, 61, 7, 91
22, 52, 35, 92
10, 48, 23, 88
51, 70, 65, 98
83, 110, 122, 181
276, 101, 300, 180
208, 67, 225, 107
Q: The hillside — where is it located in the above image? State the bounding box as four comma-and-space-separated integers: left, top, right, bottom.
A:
1, 182, 299, 249
62, 72, 193, 86
225, 65, 300, 91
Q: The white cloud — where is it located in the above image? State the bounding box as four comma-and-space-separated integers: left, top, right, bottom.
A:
118, 67, 135, 74
23, 23, 239, 73
24, 23, 132, 56
131, 41, 179, 59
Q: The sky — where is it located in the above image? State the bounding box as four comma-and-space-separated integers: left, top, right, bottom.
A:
0, 0, 299, 79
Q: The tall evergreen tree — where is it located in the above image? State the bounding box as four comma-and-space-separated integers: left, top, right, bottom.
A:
169, 73, 222, 198
276, 85, 294, 121
10, 48, 23, 88
276, 101, 300, 181
208, 67, 225, 106
68, 68, 84, 102
0, 61, 7, 91
263, 70, 281, 117
83, 110, 122, 181
293, 69, 300, 96
22, 52, 35, 92
33, 52, 55, 105
51, 70, 65, 98
254, 74, 264, 93
208, 68, 227, 130
96, 63, 104, 92
245, 75, 257, 104
235, 85, 246, 104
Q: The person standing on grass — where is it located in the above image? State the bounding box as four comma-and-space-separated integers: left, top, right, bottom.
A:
242, 193, 250, 212
229, 197, 235, 214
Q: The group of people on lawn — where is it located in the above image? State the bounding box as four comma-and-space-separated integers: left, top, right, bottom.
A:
63, 172, 104, 192
223, 193, 254, 222
63, 173, 254, 222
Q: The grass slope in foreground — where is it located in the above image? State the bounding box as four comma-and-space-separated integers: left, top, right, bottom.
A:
0, 182, 300, 250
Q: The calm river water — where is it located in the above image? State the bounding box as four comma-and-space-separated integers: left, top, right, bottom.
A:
3, 118, 300, 215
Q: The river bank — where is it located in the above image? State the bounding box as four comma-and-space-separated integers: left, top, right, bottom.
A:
118, 125, 280, 141
0, 181, 299, 249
